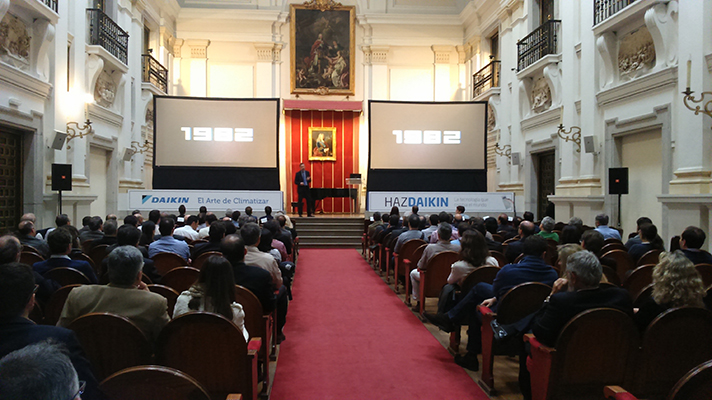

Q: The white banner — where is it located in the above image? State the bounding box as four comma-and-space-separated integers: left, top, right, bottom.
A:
128, 190, 283, 212
367, 191, 515, 213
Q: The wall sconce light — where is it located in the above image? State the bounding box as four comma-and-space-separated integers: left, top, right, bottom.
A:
494, 142, 512, 159
557, 105, 581, 152
66, 94, 95, 149
131, 140, 151, 154
682, 58, 712, 120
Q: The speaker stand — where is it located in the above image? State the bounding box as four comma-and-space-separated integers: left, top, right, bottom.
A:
617, 193, 622, 228
58, 190, 63, 216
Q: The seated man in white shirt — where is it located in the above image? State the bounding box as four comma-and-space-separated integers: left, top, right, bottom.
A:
174, 215, 200, 241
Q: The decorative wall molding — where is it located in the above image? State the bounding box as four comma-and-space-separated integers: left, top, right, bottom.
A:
86, 44, 129, 74
432, 45, 454, 64
618, 26, 655, 81
88, 103, 123, 128
488, 92, 501, 131
186, 39, 210, 59
0, 61, 52, 100
521, 106, 561, 132
362, 45, 389, 65
596, 65, 677, 107
596, 32, 616, 89
172, 38, 184, 57
4, 0, 58, 25
644, 0, 678, 71
31, 19, 54, 81
254, 43, 274, 62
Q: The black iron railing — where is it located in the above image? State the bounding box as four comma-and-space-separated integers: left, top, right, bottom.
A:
87, 8, 129, 65
142, 54, 168, 93
473, 60, 501, 98
594, 0, 638, 25
41, 0, 58, 13
517, 20, 560, 71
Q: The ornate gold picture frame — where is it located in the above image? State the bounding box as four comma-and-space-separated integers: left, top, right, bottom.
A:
308, 127, 337, 161
290, 0, 355, 96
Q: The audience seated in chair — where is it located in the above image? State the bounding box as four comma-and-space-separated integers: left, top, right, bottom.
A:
79, 216, 105, 245
90, 219, 119, 248
410, 222, 460, 304
33, 228, 98, 284
627, 223, 665, 264
106, 224, 162, 284
504, 221, 537, 263
0, 262, 101, 399
58, 246, 170, 341
193, 221, 226, 259
17, 220, 50, 259
148, 218, 191, 261
680, 226, 712, 265
624, 217, 652, 250
594, 213, 622, 241
174, 215, 200, 241
536, 216, 559, 243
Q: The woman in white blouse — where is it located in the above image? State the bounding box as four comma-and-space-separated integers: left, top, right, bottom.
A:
173, 255, 249, 341
447, 230, 499, 286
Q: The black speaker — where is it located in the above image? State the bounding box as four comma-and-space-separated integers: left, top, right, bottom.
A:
52, 164, 72, 191
609, 167, 628, 195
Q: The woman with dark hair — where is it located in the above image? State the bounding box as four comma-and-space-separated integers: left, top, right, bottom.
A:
389, 206, 400, 217
173, 255, 249, 341
447, 230, 498, 286
139, 221, 155, 246
559, 225, 581, 245
628, 223, 665, 263
634, 250, 706, 331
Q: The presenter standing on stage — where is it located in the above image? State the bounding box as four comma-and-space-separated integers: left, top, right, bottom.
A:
295, 163, 314, 217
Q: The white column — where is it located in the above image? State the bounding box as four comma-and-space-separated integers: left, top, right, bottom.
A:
172, 39, 184, 96
186, 39, 210, 97
432, 45, 455, 101
255, 43, 275, 98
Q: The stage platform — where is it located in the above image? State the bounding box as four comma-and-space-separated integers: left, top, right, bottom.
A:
289, 215, 365, 248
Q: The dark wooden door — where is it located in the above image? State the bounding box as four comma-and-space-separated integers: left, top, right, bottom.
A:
540, 0, 555, 23
0, 129, 23, 231
537, 151, 555, 219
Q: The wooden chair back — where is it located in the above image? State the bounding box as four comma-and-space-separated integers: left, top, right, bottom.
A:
600, 242, 626, 254
513, 253, 524, 264
21, 244, 41, 254
81, 240, 95, 254
100, 365, 213, 400
633, 284, 654, 309
147, 284, 180, 316
545, 240, 559, 266
604, 238, 624, 246
404, 243, 427, 305
155, 312, 259, 400
43, 284, 81, 325
695, 264, 712, 288
394, 239, 427, 294
152, 252, 190, 276
192, 251, 222, 270
529, 308, 639, 400
636, 249, 662, 267
602, 265, 621, 286
601, 249, 635, 281
622, 265, 654, 300
460, 265, 499, 295
88, 244, 110, 269
70, 252, 97, 272
161, 267, 200, 293
491, 233, 504, 243
234, 285, 270, 393
668, 359, 712, 400
378, 232, 394, 272
634, 307, 712, 398
418, 251, 460, 315
19, 251, 44, 265
68, 312, 152, 382
43, 267, 91, 286
489, 250, 508, 267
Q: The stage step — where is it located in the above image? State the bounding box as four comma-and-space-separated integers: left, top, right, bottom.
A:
292, 216, 365, 248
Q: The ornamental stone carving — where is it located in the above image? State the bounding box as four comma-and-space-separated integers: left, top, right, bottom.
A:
530, 77, 552, 114
0, 12, 31, 70
487, 104, 496, 132
95, 71, 117, 108
618, 27, 655, 80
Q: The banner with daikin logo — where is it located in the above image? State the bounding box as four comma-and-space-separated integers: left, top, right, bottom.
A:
367, 192, 514, 213
128, 190, 283, 211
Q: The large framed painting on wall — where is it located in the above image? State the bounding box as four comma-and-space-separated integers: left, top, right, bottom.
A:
290, 0, 355, 96
308, 127, 337, 161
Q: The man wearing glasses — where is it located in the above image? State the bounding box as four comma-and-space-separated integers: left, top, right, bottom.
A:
0, 262, 100, 399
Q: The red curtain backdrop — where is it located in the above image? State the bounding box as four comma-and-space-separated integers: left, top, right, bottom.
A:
285, 110, 359, 213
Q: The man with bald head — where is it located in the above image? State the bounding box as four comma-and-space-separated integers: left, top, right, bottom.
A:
505, 220, 536, 263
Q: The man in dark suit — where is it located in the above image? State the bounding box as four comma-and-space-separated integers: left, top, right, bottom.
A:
505, 220, 536, 263
222, 234, 275, 314
294, 162, 314, 217
79, 216, 104, 245
104, 224, 162, 284
680, 226, 712, 265
0, 262, 101, 399
193, 221, 225, 259
17, 221, 50, 258
32, 228, 99, 283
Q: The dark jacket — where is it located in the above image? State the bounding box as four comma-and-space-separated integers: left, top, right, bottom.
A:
33, 257, 99, 284
230, 261, 275, 314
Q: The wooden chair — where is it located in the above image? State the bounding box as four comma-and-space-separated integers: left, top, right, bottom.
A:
148, 284, 180, 316
155, 312, 260, 400
19, 251, 44, 265
622, 265, 654, 301
633, 284, 654, 309
545, 239, 559, 266
604, 238, 624, 246
28, 301, 43, 324
631, 307, 712, 399
161, 267, 200, 293
234, 285, 270, 396
70, 252, 97, 272
636, 249, 663, 267
513, 253, 524, 264
478, 282, 551, 395
491, 233, 504, 243
43, 267, 91, 286
152, 252, 190, 276
370, 230, 387, 269
21, 244, 41, 254
417, 251, 460, 317
601, 242, 627, 254
100, 365, 236, 400
393, 239, 427, 294
489, 250, 508, 268
695, 263, 712, 288
43, 284, 81, 325
606, 360, 712, 400
193, 251, 223, 270
378, 232, 394, 276
449, 265, 500, 354
68, 312, 152, 382
88, 244, 110, 270
81, 240, 95, 254
601, 249, 635, 281
525, 308, 639, 400
384, 234, 399, 283
602, 265, 622, 286
404, 243, 427, 306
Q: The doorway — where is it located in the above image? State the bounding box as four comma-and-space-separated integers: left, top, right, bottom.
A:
0, 128, 23, 231
536, 150, 556, 220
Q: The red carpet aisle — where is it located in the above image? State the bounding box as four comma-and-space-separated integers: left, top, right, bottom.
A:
270, 249, 488, 400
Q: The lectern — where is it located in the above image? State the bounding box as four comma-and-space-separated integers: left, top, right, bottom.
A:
345, 173, 362, 215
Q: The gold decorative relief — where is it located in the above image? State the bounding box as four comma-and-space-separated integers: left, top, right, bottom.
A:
0, 13, 30, 70
618, 27, 655, 80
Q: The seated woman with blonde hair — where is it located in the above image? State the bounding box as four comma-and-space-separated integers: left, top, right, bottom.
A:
173, 255, 249, 341
634, 250, 706, 331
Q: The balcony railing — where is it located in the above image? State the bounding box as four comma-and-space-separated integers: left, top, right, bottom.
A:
87, 8, 129, 65
517, 20, 560, 71
142, 54, 168, 93
41, 0, 58, 13
594, 0, 638, 26
473, 60, 501, 98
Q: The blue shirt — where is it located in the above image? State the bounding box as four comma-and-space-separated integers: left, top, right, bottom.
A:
148, 235, 191, 260
595, 225, 622, 241
493, 256, 559, 300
